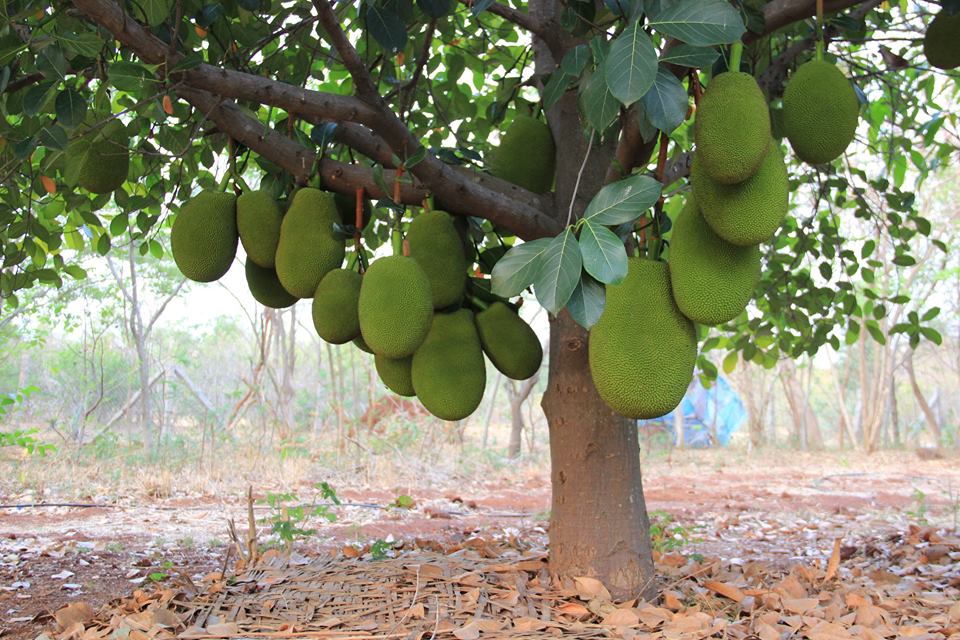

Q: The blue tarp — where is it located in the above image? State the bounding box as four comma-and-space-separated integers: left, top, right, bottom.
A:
640, 376, 746, 447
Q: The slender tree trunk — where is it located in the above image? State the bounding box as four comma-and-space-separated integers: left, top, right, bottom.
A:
906, 349, 941, 444
543, 313, 656, 599
507, 373, 538, 458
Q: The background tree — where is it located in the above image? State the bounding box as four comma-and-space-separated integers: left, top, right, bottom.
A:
0, 0, 956, 597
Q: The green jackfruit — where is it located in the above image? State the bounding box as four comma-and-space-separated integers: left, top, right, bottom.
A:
171, 191, 238, 283
354, 335, 374, 354
312, 268, 362, 344
690, 143, 788, 247
694, 72, 771, 185
333, 192, 372, 229
358, 256, 434, 358
924, 11, 960, 70
68, 125, 130, 194
489, 114, 556, 193
668, 197, 760, 326
407, 211, 468, 309
245, 260, 297, 309
411, 309, 486, 420
782, 60, 860, 165
237, 190, 283, 269
375, 354, 415, 397
274, 188, 345, 298
475, 302, 542, 380
588, 259, 696, 419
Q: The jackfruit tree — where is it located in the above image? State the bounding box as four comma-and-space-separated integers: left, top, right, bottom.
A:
0, 0, 957, 598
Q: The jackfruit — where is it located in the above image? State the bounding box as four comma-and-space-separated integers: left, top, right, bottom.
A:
274, 188, 345, 298
924, 11, 960, 70
354, 335, 373, 354
312, 268, 362, 344
407, 210, 467, 309
237, 190, 283, 269
411, 309, 486, 420
690, 143, 788, 247
358, 255, 433, 358
245, 260, 297, 309
375, 354, 415, 397
475, 302, 542, 380
489, 114, 556, 194
588, 259, 696, 419
68, 124, 130, 194
333, 192, 372, 229
171, 191, 238, 283
782, 60, 860, 164
668, 196, 760, 326
694, 72, 771, 185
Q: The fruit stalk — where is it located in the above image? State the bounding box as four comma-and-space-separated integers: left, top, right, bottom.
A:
729, 40, 743, 73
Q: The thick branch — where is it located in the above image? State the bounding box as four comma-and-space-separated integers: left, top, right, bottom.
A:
752, 0, 872, 40
456, 0, 549, 41
311, 0, 559, 238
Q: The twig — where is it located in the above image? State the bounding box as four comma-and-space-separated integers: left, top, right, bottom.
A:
566, 130, 595, 227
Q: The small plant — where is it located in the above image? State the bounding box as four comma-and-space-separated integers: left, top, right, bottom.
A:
370, 539, 392, 560
0, 428, 55, 456
906, 488, 929, 525
648, 510, 700, 553
392, 494, 415, 509
260, 483, 341, 548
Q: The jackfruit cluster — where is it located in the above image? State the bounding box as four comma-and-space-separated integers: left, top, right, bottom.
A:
407, 211, 468, 309
411, 309, 486, 421
924, 11, 960, 70
475, 302, 542, 380
668, 196, 760, 326
171, 191, 239, 283
694, 72, 771, 185
782, 60, 860, 165
357, 255, 434, 358
588, 259, 697, 419
489, 114, 556, 194
245, 260, 297, 309
275, 188, 345, 298
312, 268, 362, 344
237, 190, 284, 269
690, 142, 788, 247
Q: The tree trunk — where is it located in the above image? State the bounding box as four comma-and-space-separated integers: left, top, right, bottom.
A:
906, 349, 941, 444
507, 373, 538, 458
542, 312, 656, 600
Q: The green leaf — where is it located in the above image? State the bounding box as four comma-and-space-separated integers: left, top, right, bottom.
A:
490, 237, 552, 298
583, 174, 662, 225
365, 5, 407, 53
23, 81, 55, 117
865, 321, 886, 345
639, 68, 688, 133
110, 215, 128, 236
722, 351, 738, 374
580, 70, 619, 132
55, 89, 87, 129
566, 273, 605, 329
892, 254, 915, 266
132, 0, 174, 26
921, 306, 940, 321
109, 61, 153, 92
533, 228, 583, 314
542, 71, 572, 111
659, 43, 719, 68
578, 221, 628, 284
604, 21, 657, 106
416, 0, 454, 18
860, 239, 876, 258
96, 233, 111, 256
560, 45, 591, 76
648, 0, 746, 46
55, 32, 103, 58
919, 327, 942, 345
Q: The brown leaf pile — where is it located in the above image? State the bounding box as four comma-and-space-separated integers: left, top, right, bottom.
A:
42, 525, 959, 639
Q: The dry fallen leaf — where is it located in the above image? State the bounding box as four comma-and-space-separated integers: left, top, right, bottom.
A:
602, 607, 640, 627
703, 579, 746, 603
824, 538, 842, 582
54, 602, 95, 630
452, 621, 480, 640
574, 576, 611, 601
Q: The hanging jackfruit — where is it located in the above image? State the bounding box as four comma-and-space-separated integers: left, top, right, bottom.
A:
489, 114, 556, 193
668, 196, 760, 326
924, 10, 960, 70
375, 354, 416, 397
407, 210, 468, 309
588, 259, 697, 419
475, 302, 542, 380
312, 268, 362, 344
245, 260, 297, 309
274, 188, 345, 298
782, 60, 860, 164
411, 309, 486, 420
237, 190, 284, 269
171, 191, 238, 283
357, 255, 433, 358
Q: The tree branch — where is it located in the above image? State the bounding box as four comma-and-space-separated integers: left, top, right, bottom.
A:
456, 0, 549, 42
752, 0, 874, 41
73, 0, 559, 240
